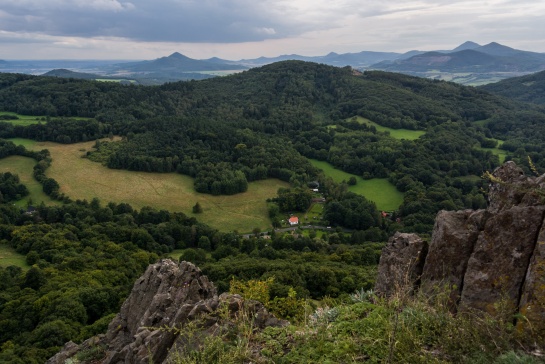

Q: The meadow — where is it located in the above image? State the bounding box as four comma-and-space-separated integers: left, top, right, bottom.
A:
353, 116, 425, 140
7, 139, 288, 233
0, 244, 29, 270
0, 154, 56, 208
0, 112, 43, 126
310, 159, 404, 211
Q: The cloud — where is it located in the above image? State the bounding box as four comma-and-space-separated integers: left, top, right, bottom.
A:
0, 0, 345, 43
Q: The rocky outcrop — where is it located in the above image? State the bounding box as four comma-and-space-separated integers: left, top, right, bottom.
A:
420, 209, 488, 309
376, 162, 545, 334
47, 260, 288, 364
375, 232, 428, 298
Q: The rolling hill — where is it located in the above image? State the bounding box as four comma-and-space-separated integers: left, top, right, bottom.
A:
479, 69, 545, 105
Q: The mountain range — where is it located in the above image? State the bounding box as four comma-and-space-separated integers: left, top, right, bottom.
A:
2, 41, 544, 85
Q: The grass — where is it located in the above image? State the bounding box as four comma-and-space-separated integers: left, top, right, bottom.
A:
0, 243, 29, 270
0, 112, 44, 126
0, 155, 57, 207
310, 159, 404, 211
478, 138, 508, 163
22, 140, 288, 233
7, 138, 37, 148
352, 116, 425, 140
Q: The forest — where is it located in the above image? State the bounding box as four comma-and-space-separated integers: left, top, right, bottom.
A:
1, 61, 545, 362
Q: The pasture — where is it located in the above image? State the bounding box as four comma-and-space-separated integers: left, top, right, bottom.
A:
22, 140, 288, 233
478, 138, 508, 164
0, 155, 56, 207
310, 159, 404, 211
0, 112, 43, 126
0, 244, 29, 270
353, 116, 425, 140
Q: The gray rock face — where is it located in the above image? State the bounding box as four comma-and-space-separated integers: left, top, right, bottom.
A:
518, 221, 545, 338
421, 209, 488, 309
375, 162, 545, 337
47, 260, 288, 364
459, 206, 544, 314
375, 232, 428, 298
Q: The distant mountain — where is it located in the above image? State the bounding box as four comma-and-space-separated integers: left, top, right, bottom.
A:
43, 69, 103, 80
370, 42, 545, 82
112, 52, 247, 73
451, 41, 481, 52
480, 69, 545, 105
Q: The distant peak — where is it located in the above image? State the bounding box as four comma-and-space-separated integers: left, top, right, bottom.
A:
452, 41, 481, 52
167, 52, 190, 59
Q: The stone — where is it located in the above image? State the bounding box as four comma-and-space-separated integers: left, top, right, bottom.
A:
421, 209, 488, 310
459, 206, 545, 314
375, 232, 428, 298
518, 216, 545, 338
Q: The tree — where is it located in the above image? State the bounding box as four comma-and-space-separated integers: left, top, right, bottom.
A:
192, 202, 203, 214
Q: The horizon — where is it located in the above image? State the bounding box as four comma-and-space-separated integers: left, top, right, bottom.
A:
1, 1, 545, 60
1, 40, 543, 63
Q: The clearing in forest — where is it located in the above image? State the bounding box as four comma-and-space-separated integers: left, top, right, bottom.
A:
310, 159, 404, 211
352, 116, 425, 140
9, 139, 287, 232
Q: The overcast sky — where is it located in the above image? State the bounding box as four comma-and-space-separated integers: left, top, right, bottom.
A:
1, 0, 544, 60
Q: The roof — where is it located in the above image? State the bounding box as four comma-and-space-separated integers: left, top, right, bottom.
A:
288, 216, 299, 224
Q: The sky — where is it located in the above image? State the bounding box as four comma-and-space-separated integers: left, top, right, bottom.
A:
1, 0, 545, 60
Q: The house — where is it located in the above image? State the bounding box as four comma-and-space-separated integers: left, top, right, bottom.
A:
288, 216, 299, 226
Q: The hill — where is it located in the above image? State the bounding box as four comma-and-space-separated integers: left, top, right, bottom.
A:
479, 69, 545, 105
2, 61, 545, 235
43, 69, 106, 80
113, 52, 247, 73
371, 42, 545, 85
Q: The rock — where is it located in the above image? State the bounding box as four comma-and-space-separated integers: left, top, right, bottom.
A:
518, 216, 545, 338
375, 232, 428, 298
45, 341, 79, 364
48, 260, 288, 364
420, 209, 488, 310
101, 260, 217, 364
459, 206, 545, 314
487, 161, 544, 213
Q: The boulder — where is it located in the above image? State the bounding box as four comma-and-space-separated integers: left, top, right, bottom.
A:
420, 209, 488, 309
375, 232, 428, 298
518, 216, 545, 338
459, 206, 545, 314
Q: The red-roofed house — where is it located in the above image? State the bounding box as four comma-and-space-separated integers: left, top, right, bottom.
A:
288, 216, 299, 226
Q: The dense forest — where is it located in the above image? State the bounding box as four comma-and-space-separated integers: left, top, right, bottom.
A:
2, 61, 544, 233
2, 62, 545, 362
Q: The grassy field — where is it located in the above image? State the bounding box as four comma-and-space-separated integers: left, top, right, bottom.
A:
477, 138, 508, 163
8, 138, 37, 148
0, 112, 44, 126
352, 116, 425, 140
18, 139, 288, 233
0, 155, 57, 207
310, 159, 404, 211
0, 244, 29, 270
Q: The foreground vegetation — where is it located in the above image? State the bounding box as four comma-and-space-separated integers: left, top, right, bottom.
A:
169, 280, 544, 364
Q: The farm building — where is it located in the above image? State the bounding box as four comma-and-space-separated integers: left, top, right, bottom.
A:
288, 216, 299, 226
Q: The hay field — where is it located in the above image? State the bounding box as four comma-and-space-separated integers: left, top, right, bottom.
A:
23, 140, 287, 232
0, 155, 56, 207
310, 159, 404, 211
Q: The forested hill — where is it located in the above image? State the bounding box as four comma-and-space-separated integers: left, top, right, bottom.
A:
479, 69, 545, 105
1, 61, 545, 233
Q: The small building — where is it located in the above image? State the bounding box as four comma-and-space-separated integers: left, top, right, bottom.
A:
288, 216, 299, 226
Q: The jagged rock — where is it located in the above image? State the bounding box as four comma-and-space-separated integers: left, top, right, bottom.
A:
375, 232, 428, 298
487, 161, 544, 213
459, 206, 545, 314
47, 260, 288, 364
518, 218, 545, 338
101, 260, 217, 364
45, 341, 79, 364
420, 209, 488, 310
